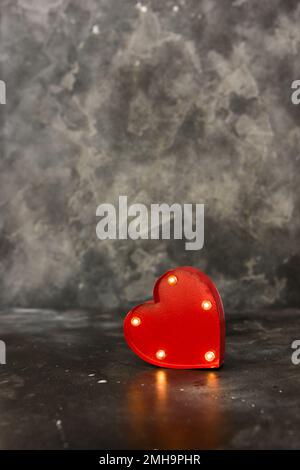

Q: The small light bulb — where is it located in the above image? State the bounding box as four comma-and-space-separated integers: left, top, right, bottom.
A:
205, 351, 215, 362
156, 349, 166, 360
131, 316, 141, 327
167, 275, 178, 286
202, 300, 212, 311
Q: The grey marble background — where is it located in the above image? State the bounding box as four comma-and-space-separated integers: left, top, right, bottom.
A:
0, 0, 299, 312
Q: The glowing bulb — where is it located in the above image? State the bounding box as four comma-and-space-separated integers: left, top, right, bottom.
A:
202, 300, 212, 311
156, 349, 166, 360
131, 316, 141, 327
205, 351, 215, 362
167, 275, 177, 286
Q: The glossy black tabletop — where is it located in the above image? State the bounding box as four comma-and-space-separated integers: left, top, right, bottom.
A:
0, 308, 299, 449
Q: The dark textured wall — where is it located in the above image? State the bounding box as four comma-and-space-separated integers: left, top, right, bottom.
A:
0, 0, 300, 312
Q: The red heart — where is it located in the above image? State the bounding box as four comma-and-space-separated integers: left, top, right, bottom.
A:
124, 266, 225, 369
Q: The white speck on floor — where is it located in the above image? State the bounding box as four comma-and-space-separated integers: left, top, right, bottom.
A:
97, 379, 107, 384
55, 419, 68, 449
56, 419, 62, 430
173, 5, 179, 13
88, 373, 95, 377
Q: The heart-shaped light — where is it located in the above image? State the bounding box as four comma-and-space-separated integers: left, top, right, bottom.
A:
124, 266, 225, 369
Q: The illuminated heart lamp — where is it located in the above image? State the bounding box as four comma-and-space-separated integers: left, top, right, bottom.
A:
124, 266, 225, 369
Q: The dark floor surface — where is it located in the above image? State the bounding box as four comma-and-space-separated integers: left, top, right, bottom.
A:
0, 308, 300, 449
